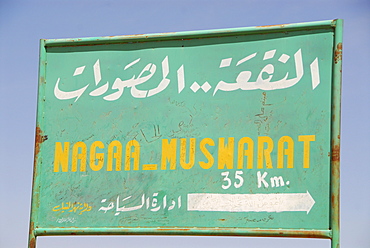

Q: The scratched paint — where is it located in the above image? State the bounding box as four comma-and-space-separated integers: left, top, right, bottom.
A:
29, 20, 342, 246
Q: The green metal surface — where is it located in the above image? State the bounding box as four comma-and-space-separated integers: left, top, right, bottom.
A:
29, 20, 342, 247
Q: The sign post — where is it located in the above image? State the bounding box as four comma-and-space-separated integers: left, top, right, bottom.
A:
29, 19, 342, 248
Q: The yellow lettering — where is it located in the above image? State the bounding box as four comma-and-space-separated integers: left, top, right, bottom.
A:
298, 135, 315, 168
72, 142, 87, 172
237, 137, 254, 169
54, 134, 315, 173
107, 140, 122, 171
89, 141, 105, 171
142, 164, 158, 170
54, 142, 69, 172
161, 139, 177, 170
199, 138, 215, 169
180, 138, 196, 169
277, 136, 294, 168
257, 136, 273, 169
218, 137, 234, 169
125, 140, 140, 171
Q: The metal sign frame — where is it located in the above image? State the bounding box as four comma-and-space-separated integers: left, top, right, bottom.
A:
29, 19, 342, 248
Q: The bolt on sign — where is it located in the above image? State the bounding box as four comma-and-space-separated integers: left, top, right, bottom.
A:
29, 20, 342, 248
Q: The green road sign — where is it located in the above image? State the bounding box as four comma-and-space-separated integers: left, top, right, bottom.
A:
29, 20, 342, 247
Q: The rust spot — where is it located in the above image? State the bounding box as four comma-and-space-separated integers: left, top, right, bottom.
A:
257, 24, 286, 28
29, 237, 36, 248
331, 144, 340, 162
35, 126, 48, 155
219, 219, 226, 221
71, 232, 77, 235
334, 43, 342, 64
337, 135, 340, 140
29, 221, 36, 248
157, 228, 191, 231
40, 76, 45, 84
337, 42, 342, 50
29, 221, 34, 235
331, 195, 336, 206
34, 126, 48, 167
254, 229, 328, 239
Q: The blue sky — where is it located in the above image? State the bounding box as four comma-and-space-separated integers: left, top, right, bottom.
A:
0, 1, 369, 247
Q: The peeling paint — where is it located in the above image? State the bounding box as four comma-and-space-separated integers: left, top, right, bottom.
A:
34, 126, 48, 161
331, 144, 340, 162
157, 228, 191, 231
257, 24, 286, 28
28, 221, 36, 248
29, 238, 35, 248
40, 76, 45, 84
334, 43, 342, 64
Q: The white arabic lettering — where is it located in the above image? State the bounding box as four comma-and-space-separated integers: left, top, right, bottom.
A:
98, 193, 182, 215
54, 49, 320, 102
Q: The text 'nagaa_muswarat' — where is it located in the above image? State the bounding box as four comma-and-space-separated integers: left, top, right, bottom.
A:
53, 135, 316, 172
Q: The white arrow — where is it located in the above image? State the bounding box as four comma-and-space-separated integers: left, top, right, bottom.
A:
187, 191, 315, 214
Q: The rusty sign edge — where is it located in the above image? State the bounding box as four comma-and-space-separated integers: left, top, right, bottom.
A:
43, 20, 336, 47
